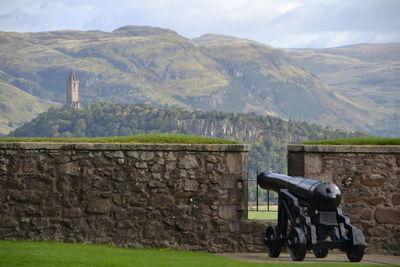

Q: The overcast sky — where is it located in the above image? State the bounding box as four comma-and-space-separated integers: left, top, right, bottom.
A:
0, 0, 399, 48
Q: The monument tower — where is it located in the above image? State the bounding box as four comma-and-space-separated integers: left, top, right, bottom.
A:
66, 71, 82, 109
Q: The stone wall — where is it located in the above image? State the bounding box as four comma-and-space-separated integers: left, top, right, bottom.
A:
288, 145, 400, 255
0, 142, 267, 252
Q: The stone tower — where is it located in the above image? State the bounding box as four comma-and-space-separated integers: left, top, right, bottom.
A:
66, 71, 82, 109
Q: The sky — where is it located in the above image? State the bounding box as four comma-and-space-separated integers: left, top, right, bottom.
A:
0, 0, 399, 48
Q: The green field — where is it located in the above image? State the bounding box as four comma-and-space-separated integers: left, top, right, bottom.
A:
302, 137, 400, 145
0, 134, 240, 144
248, 205, 278, 220
0, 241, 391, 267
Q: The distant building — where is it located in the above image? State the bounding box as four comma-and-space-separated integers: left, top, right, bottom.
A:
66, 71, 82, 109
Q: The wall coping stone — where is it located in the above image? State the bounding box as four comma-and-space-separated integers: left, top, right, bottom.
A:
0, 142, 249, 152
288, 144, 400, 154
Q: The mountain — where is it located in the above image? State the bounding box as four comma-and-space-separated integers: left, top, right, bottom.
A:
0, 26, 397, 135
284, 43, 400, 137
192, 34, 371, 130
8, 103, 366, 181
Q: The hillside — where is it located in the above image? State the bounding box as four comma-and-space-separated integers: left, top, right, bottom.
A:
285, 43, 400, 137
9, 102, 366, 177
193, 34, 371, 129
0, 26, 377, 135
0, 82, 57, 134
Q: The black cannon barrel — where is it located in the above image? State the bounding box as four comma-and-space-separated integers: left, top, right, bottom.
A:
257, 171, 342, 210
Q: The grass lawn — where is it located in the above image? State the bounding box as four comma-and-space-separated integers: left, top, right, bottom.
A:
0, 240, 390, 267
0, 134, 240, 145
248, 205, 278, 220
302, 137, 400, 145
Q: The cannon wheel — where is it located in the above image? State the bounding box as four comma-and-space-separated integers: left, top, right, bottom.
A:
265, 225, 282, 257
346, 229, 365, 262
346, 245, 365, 262
287, 227, 307, 261
313, 247, 329, 258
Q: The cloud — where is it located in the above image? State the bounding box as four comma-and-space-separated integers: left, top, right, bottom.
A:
0, 0, 399, 48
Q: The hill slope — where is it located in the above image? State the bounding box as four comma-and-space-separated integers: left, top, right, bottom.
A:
0, 26, 374, 134
285, 43, 400, 137
0, 82, 57, 135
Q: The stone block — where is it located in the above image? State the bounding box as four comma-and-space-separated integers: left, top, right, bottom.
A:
86, 198, 111, 214
359, 208, 373, 221
207, 155, 218, 163
362, 173, 386, 187
92, 178, 111, 191
0, 215, 18, 228
228, 222, 240, 232
226, 153, 241, 174
62, 207, 82, 218
365, 197, 386, 206
219, 176, 235, 189
218, 205, 237, 221
240, 220, 270, 233
375, 207, 400, 223
151, 195, 174, 208
112, 194, 122, 206
166, 152, 177, 161
304, 153, 322, 175
61, 192, 79, 207
59, 162, 80, 176
126, 151, 139, 158
214, 163, 226, 174
116, 220, 133, 229
367, 226, 387, 237
95, 216, 114, 232
140, 151, 154, 161
176, 216, 193, 231
149, 180, 167, 188
391, 194, 400, 205
26, 175, 52, 191
182, 180, 198, 192
287, 152, 305, 177
22, 159, 37, 173
150, 163, 162, 172
166, 162, 176, 171
179, 154, 198, 169
31, 218, 50, 230
143, 221, 163, 239
135, 162, 148, 169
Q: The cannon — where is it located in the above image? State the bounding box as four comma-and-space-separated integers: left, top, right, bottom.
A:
257, 171, 366, 262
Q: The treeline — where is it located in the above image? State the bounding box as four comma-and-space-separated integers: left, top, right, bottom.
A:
9, 102, 367, 201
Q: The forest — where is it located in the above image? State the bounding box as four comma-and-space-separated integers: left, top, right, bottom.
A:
9, 102, 367, 202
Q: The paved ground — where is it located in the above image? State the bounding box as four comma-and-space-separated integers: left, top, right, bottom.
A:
217, 253, 400, 265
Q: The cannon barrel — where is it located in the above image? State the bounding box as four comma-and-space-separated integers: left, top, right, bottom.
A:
257, 171, 341, 210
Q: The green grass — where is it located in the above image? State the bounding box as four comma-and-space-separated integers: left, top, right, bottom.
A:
0, 240, 391, 267
0, 134, 240, 145
248, 211, 277, 220
248, 205, 278, 220
302, 137, 400, 145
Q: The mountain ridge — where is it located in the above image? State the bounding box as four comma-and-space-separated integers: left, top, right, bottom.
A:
0, 26, 397, 136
